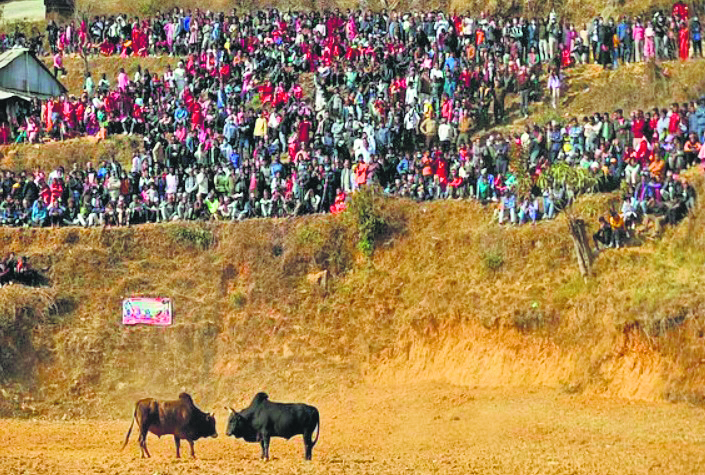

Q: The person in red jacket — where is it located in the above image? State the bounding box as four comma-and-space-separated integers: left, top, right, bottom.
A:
631, 110, 645, 149
329, 189, 347, 214
668, 103, 681, 135
49, 178, 63, 204
447, 168, 464, 199
673, 1, 689, 22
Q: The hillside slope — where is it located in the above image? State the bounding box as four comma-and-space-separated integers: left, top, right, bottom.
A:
0, 176, 704, 418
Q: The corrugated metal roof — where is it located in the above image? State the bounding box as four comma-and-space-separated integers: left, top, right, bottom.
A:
0, 48, 67, 97
0, 48, 28, 71
0, 89, 31, 101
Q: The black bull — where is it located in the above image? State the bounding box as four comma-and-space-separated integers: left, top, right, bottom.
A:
121, 392, 217, 458
225, 392, 320, 460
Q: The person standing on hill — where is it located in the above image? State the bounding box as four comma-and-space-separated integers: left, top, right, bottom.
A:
691, 16, 703, 57
633, 17, 645, 62
653, 11, 668, 59
617, 16, 632, 64
547, 69, 561, 109
679, 21, 691, 60
420, 114, 437, 149
599, 18, 615, 69
53, 51, 66, 78
517, 65, 531, 118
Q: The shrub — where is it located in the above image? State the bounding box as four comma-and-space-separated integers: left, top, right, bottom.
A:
288, 220, 353, 275
345, 187, 391, 257
482, 248, 505, 272
229, 292, 247, 309
512, 304, 547, 333
170, 226, 214, 250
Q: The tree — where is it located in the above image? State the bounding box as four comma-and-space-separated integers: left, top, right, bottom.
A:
536, 163, 599, 281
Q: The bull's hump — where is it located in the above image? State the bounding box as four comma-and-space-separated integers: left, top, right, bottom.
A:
252, 392, 269, 405
178, 392, 194, 405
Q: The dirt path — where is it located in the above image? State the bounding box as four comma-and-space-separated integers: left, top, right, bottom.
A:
2, 383, 704, 474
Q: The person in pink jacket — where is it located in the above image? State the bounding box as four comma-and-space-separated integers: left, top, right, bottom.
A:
644, 21, 656, 60
117, 68, 129, 92
633, 18, 645, 62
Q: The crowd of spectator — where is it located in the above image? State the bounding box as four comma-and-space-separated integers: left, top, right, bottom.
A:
0, 3, 691, 69
0, 97, 699, 231
0, 2, 692, 67
0, 6, 697, 240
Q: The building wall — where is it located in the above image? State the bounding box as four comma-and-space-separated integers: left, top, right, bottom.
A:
0, 54, 65, 98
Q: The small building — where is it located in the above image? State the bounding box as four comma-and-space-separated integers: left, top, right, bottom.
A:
0, 48, 67, 123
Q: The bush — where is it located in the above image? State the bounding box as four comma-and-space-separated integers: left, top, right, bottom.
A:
229, 291, 247, 309
288, 220, 353, 275
170, 226, 214, 250
482, 249, 505, 272
345, 187, 392, 257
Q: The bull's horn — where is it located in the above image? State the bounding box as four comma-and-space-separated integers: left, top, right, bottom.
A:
225, 406, 235, 413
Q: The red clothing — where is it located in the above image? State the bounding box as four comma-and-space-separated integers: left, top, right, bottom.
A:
259, 82, 274, 105
330, 192, 347, 214
435, 157, 449, 184
49, 182, 63, 204
632, 118, 645, 139
679, 27, 690, 60
297, 120, 311, 143
355, 163, 368, 185
673, 2, 689, 21
40, 186, 51, 205
449, 176, 463, 188
669, 112, 681, 135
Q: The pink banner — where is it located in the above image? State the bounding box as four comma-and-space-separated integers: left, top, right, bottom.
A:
122, 298, 172, 326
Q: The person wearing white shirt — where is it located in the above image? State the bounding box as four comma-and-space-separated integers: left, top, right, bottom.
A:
196, 167, 208, 197
131, 153, 142, 175
405, 79, 418, 105
437, 118, 455, 152
165, 168, 179, 196
340, 159, 354, 193
173, 62, 186, 92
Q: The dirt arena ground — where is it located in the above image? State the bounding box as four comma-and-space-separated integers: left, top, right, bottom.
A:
2, 383, 704, 475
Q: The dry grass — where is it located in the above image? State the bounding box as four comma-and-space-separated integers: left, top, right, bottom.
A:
0, 135, 139, 173
0, 172, 702, 419
565, 60, 705, 116
495, 59, 705, 136
40, 56, 177, 97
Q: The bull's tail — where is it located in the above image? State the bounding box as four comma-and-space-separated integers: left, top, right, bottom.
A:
312, 409, 320, 447
121, 408, 136, 451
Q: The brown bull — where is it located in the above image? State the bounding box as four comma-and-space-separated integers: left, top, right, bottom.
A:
121, 392, 217, 458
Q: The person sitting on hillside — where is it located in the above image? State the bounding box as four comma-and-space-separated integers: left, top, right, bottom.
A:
593, 216, 613, 252
609, 210, 627, 248
0, 259, 11, 286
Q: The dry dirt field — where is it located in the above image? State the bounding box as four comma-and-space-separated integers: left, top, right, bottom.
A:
1, 383, 704, 475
